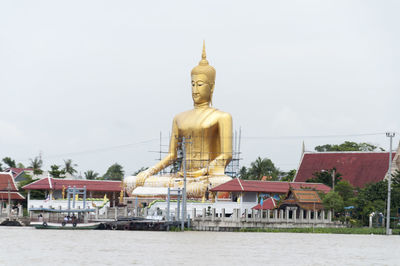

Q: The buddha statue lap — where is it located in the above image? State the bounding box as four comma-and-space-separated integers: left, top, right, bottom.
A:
125, 42, 233, 198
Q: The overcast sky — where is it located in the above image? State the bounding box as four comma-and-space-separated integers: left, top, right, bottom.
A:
0, 0, 399, 177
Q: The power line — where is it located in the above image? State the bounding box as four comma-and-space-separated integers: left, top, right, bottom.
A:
16, 138, 159, 161
243, 132, 387, 140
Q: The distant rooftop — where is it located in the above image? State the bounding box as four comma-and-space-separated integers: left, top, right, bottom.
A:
294, 151, 398, 187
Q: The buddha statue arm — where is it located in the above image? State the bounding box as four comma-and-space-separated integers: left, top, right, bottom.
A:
208, 112, 233, 175
135, 118, 179, 185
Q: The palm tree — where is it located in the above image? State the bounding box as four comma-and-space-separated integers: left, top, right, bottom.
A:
49, 165, 66, 178
247, 157, 281, 180
63, 159, 78, 175
84, 170, 99, 180
238, 166, 249, 179
29, 156, 43, 175
2, 157, 16, 168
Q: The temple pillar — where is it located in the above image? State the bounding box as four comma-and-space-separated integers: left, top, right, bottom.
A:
211, 208, 216, 221
327, 210, 332, 222
299, 209, 304, 222
369, 214, 373, 228
202, 208, 206, 221
104, 206, 108, 219
307, 210, 311, 223
273, 209, 278, 221
18, 204, 23, 218
321, 210, 325, 223
221, 208, 225, 221
192, 208, 196, 220
266, 210, 270, 222
279, 210, 284, 221
233, 209, 239, 222
285, 209, 289, 222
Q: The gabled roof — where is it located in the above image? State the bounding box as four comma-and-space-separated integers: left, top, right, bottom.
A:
210, 178, 331, 194
292, 189, 322, 204
279, 189, 323, 211
0, 172, 18, 191
4, 168, 33, 179
294, 152, 396, 187
0, 192, 25, 200
22, 178, 122, 192
252, 197, 277, 210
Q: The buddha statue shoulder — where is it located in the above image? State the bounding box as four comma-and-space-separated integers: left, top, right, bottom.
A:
125, 42, 233, 198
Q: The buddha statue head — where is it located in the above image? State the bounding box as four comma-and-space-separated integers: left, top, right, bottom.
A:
191, 41, 216, 106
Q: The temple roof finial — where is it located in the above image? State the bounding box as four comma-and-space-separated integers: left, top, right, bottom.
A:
199, 40, 209, 66
202, 40, 206, 59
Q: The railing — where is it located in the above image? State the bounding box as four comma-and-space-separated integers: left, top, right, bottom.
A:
189, 208, 341, 230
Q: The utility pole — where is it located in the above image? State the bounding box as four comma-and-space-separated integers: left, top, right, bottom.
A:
7, 180, 11, 217
386, 132, 395, 235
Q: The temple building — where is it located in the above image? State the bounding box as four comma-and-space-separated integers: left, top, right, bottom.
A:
277, 188, 324, 220
22, 177, 123, 209
0, 172, 25, 217
210, 178, 331, 205
294, 142, 400, 187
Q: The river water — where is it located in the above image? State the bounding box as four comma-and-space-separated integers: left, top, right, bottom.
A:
1, 227, 399, 265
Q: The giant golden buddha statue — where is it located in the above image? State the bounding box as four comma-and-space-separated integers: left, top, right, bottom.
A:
125, 42, 232, 198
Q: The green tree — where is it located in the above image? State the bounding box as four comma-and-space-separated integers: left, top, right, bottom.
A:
0, 162, 3, 172
103, 163, 124, 181
18, 173, 45, 201
17, 163, 25, 168
84, 170, 99, 180
49, 165, 66, 178
355, 181, 388, 225
246, 157, 282, 180
315, 141, 381, 152
2, 157, 16, 168
238, 166, 249, 179
306, 168, 342, 188
133, 167, 149, 176
29, 156, 43, 175
323, 191, 344, 212
63, 159, 78, 175
334, 180, 355, 205
281, 169, 296, 182
392, 170, 400, 185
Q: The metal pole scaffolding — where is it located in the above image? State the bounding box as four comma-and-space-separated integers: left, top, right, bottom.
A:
386, 132, 395, 235
181, 136, 187, 231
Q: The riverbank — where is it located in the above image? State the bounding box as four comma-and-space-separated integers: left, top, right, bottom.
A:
239, 227, 400, 234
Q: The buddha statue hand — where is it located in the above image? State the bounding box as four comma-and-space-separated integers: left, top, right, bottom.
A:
179, 168, 208, 178
136, 167, 155, 186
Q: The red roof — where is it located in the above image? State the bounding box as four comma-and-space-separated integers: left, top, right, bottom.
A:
0, 172, 18, 191
5, 168, 33, 179
252, 197, 277, 210
210, 178, 331, 194
22, 178, 122, 192
0, 192, 25, 200
294, 152, 396, 187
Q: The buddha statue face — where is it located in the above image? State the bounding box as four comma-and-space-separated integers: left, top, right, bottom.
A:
191, 74, 214, 105
191, 41, 216, 106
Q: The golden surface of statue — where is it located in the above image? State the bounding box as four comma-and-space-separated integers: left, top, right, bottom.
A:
125, 42, 232, 198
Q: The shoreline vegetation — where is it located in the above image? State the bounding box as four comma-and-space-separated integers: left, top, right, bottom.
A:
237, 227, 400, 235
